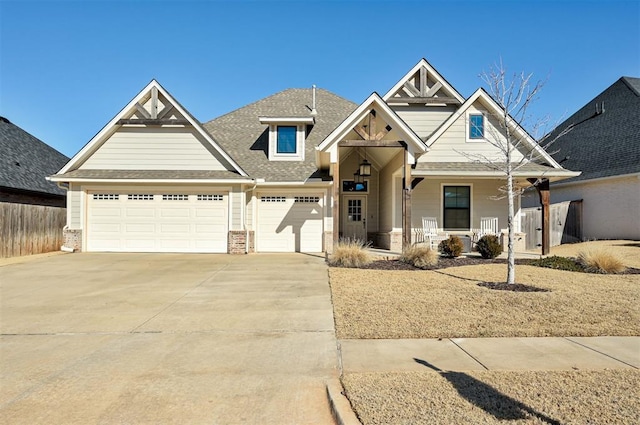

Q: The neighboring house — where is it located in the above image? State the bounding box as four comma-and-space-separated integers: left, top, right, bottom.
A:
48, 59, 578, 254
1, 117, 69, 207
522, 77, 640, 240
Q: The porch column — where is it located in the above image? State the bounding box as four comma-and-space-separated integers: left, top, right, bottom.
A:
402, 148, 412, 248
332, 160, 340, 250
529, 178, 550, 255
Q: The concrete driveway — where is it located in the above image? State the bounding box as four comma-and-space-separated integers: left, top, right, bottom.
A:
0, 252, 337, 424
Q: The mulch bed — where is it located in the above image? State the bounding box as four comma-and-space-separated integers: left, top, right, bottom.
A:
358, 256, 640, 275
477, 281, 551, 292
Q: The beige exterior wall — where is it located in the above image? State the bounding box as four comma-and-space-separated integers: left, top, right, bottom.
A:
378, 151, 404, 233
411, 178, 512, 232
230, 185, 242, 230
393, 106, 456, 139
420, 103, 526, 163
547, 175, 640, 240
68, 183, 82, 229
339, 151, 379, 233
79, 127, 230, 170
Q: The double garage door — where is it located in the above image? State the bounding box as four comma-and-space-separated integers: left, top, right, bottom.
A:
87, 191, 228, 253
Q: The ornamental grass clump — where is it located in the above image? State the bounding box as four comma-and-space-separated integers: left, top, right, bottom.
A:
476, 235, 502, 259
438, 235, 464, 258
577, 250, 627, 274
328, 238, 372, 268
400, 245, 438, 269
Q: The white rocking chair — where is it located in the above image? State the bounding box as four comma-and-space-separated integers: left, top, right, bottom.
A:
476, 217, 499, 241
422, 217, 448, 250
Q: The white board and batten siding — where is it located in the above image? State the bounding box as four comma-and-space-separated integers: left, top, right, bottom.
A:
86, 190, 229, 253
256, 192, 324, 252
79, 127, 230, 170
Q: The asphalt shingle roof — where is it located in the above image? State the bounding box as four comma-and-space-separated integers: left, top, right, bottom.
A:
548, 77, 640, 184
0, 117, 69, 196
203, 88, 357, 182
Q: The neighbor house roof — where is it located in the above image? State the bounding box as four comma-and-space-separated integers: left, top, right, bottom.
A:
548, 76, 640, 184
203, 88, 357, 182
0, 117, 69, 196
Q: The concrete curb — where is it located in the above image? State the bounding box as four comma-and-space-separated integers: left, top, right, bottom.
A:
326, 379, 361, 425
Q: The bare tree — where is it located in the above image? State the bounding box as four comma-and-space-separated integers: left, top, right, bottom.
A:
459, 60, 569, 284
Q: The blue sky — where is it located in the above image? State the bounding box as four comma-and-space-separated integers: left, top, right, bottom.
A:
1, 0, 638, 158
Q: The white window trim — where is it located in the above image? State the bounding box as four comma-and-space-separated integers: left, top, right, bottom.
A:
466, 111, 486, 143
268, 124, 306, 161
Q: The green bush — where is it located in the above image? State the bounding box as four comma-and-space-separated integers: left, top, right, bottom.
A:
476, 235, 502, 259
400, 245, 438, 269
438, 236, 464, 258
328, 238, 372, 268
528, 256, 584, 272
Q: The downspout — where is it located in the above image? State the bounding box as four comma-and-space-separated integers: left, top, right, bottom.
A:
56, 182, 74, 252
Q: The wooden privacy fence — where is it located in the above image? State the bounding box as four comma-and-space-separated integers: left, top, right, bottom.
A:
0, 202, 66, 258
521, 200, 583, 251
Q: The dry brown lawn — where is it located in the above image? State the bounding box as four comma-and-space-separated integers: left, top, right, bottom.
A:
342, 369, 640, 425
330, 241, 640, 339
548, 239, 640, 268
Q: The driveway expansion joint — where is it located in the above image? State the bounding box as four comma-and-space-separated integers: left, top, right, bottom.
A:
449, 338, 489, 370
563, 337, 639, 369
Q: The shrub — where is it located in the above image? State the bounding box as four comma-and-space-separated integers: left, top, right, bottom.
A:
438, 236, 464, 258
577, 250, 627, 274
328, 238, 372, 268
476, 235, 502, 259
400, 245, 438, 269
528, 256, 584, 272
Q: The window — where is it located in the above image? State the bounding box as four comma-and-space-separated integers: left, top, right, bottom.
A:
277, 126, 297, 154
260, 196, 286, 203
162, 194, 188, 201
342, 180, 368, 192
295, 196, 320, 203
197, 194, 223, 201
93, 193, 119, 200
128, 194, 153, 200
443, 186, 470, 229
469, 114, 484, 139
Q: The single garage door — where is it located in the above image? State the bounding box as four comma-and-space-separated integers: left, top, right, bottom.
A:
257, 194, 323, 252
87, 191, 228, 253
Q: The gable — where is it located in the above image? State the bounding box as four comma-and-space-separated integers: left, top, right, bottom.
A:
383, 59, 464, 105
420, 100, 527, 163
424, 89, 561, 168
57, 81, 246, 176
317, 92, 426, 166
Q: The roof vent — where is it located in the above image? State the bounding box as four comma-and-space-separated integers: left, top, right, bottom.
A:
310, 85, 318, 116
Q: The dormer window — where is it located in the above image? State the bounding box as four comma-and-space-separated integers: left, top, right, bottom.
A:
277, 126, 297, 154
259, 116, 315, 161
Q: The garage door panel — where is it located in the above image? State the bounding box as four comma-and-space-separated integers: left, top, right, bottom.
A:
125, 208, 156, 218
87, 192, 228, 253
257, 194, 323, 253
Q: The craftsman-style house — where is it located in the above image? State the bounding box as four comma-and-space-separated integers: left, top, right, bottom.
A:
49, 59, 578, 254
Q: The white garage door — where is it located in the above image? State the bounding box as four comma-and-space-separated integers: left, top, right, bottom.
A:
87, 191, 228, 253
257, 194, 323, 252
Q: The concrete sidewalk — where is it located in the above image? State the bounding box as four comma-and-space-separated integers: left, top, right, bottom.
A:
339, 336, 640, 373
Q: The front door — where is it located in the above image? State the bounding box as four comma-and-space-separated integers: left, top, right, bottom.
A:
342, 195, 367, 241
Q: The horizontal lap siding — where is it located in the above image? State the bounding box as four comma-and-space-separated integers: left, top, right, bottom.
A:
394, 106, 455, 139
79, 127, 228, 170
411, 179, 509, 231
421, 105, 526, 163
68, 183, 81, 228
